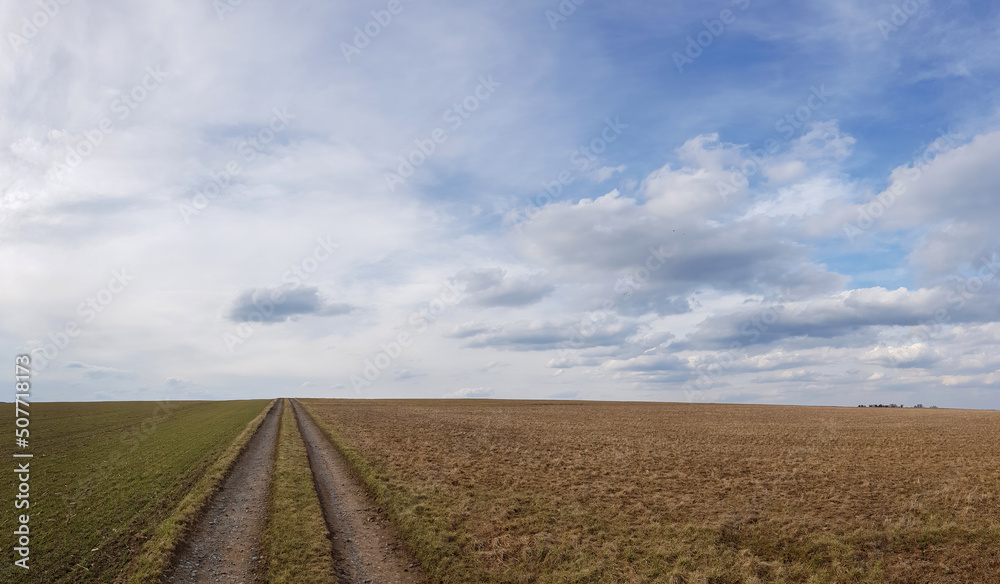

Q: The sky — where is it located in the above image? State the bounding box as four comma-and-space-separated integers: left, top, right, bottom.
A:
2, 0, 1000, 407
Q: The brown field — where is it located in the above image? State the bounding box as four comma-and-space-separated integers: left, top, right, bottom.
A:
299, 399, 1000, 584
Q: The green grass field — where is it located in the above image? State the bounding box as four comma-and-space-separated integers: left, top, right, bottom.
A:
0, 400, 269, 584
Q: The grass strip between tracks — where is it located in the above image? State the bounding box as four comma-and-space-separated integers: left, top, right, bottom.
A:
264, 399, 336, 583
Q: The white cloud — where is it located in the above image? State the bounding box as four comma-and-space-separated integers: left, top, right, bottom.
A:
443, 387, 492, 398
862, 343, 942, 369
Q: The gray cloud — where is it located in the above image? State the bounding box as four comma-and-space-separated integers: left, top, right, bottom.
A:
451, 268, 554, 307
226, 285, 354, 324
450, 318, 641, 351
684, 283, 1000, 349
604, 354, 686, 373
447, 321, 498, 339
65, 361, 135, 379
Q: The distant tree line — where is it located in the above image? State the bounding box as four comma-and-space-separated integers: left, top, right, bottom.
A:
857, 403, 937, 408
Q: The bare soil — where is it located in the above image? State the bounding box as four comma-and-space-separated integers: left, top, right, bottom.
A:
165, 400, 283, 584
291, 399, 426, 584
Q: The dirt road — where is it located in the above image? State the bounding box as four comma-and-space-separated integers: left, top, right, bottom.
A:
165, 400, 282, 583
291, 399, 426, 584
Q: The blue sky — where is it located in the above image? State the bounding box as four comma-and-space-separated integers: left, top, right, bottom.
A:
3, 0, 1000, 407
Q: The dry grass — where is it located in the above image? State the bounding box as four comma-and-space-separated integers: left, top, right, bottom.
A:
263, 399, 336, 584
120, 399, 276, 584
300, 399, 1000, 584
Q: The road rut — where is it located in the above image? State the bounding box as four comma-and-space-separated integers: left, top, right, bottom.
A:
165, 399, 282, 583
291, 399, 426, 584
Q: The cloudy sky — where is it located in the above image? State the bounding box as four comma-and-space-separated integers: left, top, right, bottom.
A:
3, 0, 999, 407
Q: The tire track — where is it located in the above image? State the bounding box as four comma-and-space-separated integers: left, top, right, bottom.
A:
291, 399, 426, 584
165, 399, 283, 583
